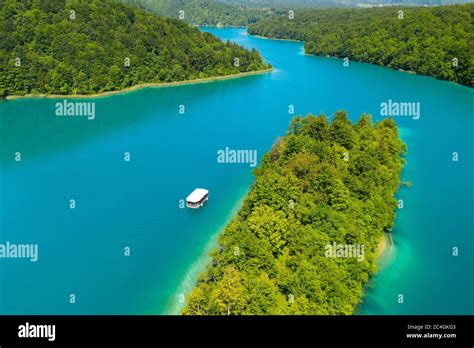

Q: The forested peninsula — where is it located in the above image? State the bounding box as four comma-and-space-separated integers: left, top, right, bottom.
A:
249, 4, 474, 87
183, 112, 406, 315
0, 0, 270, 98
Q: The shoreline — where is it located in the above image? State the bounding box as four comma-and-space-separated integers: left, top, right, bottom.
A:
376, 233, 390, 259
3, 68, 273, 101
198, 24, 247, 29
250, 33, 471, 88
164, 189, 251, 315
355, 232, 394, 314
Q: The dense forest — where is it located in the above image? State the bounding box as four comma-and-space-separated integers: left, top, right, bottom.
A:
183, 112, 406, 315
249, 4, 474, 86
0, 0, 270, 97
122, 0, 277, 26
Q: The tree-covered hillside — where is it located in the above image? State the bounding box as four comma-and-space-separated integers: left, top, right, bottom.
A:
249, 4, 474, 86
183, 112, 406, 315
220, 0, 473, 6
122, 0, 275, 26
0, 0, 270, 97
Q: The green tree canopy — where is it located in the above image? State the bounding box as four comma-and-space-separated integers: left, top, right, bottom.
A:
183, 112, 406, 315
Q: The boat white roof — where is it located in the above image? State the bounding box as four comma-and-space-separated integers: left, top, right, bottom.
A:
186, 188, 209, 203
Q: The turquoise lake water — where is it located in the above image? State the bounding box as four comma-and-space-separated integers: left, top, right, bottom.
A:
0, 28, 472, 314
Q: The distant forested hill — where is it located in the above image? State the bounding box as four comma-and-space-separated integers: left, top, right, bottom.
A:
121, 0, 275, 26
249, 4, 474, 86
0, 0, 269, 97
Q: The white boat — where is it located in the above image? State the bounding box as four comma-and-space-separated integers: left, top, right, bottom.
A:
186, 188, 209, 209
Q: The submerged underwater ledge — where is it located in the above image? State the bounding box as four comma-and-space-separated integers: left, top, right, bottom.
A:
180, 112, 406, 315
